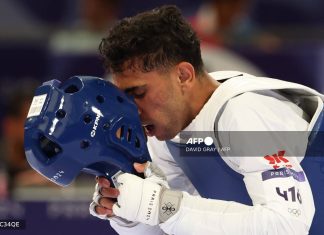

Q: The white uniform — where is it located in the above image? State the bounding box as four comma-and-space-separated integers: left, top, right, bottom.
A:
110, 71, 323, 235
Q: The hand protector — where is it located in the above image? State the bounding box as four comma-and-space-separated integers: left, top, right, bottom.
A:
89, 182, 138, 226
112, 162, 182, 226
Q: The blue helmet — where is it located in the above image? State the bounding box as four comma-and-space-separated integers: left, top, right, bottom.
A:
24, 76, 151, 187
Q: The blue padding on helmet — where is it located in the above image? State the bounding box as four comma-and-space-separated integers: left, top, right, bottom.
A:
24, 76, 151, 186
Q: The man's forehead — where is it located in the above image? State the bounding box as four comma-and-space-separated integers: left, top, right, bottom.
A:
112, 73, 146, 91
112, 68, 162, 88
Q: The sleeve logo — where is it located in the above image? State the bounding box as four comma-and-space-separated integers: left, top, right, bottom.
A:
264, 150, 292, 169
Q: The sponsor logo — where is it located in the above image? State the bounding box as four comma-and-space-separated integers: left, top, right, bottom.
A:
161, 202, 176, 216
90, 112, 103, 137
262, 168, 305, 182
146, 190, 157, 221
264, 150, 292, 169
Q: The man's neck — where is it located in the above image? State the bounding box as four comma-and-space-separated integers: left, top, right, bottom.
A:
185, 72, 220, 126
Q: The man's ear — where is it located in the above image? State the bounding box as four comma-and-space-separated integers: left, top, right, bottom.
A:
177, 62, 195, 86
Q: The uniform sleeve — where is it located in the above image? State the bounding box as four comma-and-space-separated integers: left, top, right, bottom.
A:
159, 92, 315, 235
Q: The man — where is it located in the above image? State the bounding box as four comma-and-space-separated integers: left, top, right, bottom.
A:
89, 5, 323, 235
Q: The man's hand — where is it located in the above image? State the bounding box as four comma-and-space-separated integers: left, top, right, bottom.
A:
89, 176, 119, 220
89, 162, 166, 221
90, 162, 182, 226
113, 172, 162, 225
112, 162, 184, 226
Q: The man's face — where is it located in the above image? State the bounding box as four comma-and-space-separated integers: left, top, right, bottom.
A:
113, 67, 189, 140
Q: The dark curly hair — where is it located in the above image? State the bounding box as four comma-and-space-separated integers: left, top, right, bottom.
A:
99, 5, 204, 75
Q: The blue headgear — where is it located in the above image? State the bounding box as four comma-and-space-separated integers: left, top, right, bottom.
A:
24, 76, 151, 187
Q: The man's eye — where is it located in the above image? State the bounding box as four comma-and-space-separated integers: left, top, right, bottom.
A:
125, 86, 147, 99
133, 92, 145, 99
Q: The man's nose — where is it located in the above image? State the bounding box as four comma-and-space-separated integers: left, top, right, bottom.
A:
133, 99, 142, 116
137, 106, 142, 117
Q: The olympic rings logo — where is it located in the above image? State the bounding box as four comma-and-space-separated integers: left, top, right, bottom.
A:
288, 208, 301, 217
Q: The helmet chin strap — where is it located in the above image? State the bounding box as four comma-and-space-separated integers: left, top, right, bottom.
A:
24, 76, 151, 187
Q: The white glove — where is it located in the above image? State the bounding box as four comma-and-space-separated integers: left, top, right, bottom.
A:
89, 177, 139, 226
113, 173, 162, 225
112, 162, 182, 226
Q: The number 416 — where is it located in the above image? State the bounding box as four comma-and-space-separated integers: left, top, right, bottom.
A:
276, 186, 302, 204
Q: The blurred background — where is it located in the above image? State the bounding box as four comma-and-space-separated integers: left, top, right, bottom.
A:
0, 0, 324, 234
